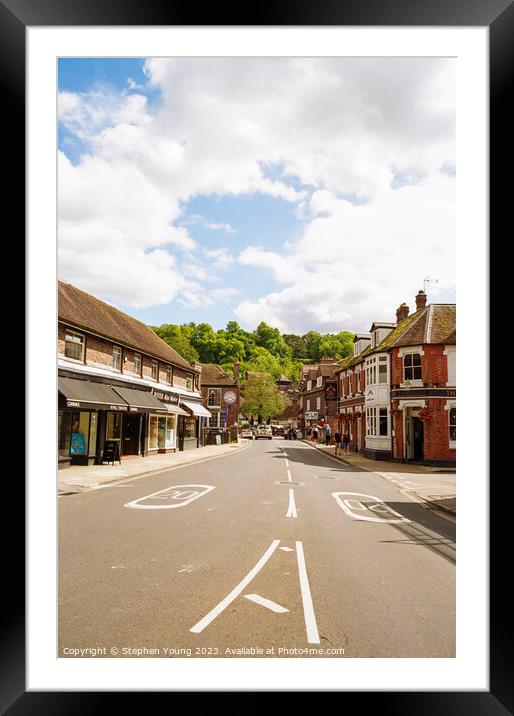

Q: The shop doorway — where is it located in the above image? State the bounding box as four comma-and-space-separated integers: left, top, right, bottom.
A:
122, 413, 141, 455
412, 417, 424, 461
405, 409, 424, 461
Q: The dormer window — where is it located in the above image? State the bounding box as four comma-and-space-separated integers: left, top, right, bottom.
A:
307, 380, 312, 391
316, 376, 323, 388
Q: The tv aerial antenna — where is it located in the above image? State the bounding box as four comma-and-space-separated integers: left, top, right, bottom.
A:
423, 276, 438, 294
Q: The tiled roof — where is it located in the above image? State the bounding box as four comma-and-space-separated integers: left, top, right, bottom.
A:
200, 363, 237, 386
333, 346, 371, 373
372, 304, 456, 352
58, 281, 196, 371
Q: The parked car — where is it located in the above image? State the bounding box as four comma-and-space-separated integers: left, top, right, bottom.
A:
241, 427, 254, 439
254, 424, 273, 440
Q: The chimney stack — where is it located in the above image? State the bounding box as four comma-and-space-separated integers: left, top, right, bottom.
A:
233, 361, 240, 384
415, 290, 427, 310
396, 303, 409, 323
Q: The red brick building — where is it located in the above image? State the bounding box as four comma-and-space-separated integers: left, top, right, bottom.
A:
335, 291, 456, 466
299, 359, 339, 434
387, 293, 456, 466
334, 334, 372, 452
200, 363, 240, 444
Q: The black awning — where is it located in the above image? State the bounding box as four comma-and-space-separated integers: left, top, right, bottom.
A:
110, 385, 168, 413
58, 377, 129, 411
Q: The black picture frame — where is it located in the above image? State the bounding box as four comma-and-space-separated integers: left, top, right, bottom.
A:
4, 0, 509, 710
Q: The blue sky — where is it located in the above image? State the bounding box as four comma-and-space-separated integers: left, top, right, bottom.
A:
58, 57, 456, 333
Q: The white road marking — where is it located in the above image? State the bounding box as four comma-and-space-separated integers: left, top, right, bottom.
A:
332, 492, 411, 524
285, 459, 290, 468
287, 469, 293, 482
190, 540, 281, 634
295, 541, 320, 644
124, 484, 215, 510
244, 594, 289, 613
286, 489, 298, 518
280, 546, 294, 552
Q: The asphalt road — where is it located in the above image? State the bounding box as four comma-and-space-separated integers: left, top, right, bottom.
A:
59, 439, 455, 658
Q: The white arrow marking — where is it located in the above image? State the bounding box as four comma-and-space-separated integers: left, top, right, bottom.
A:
286, 489, 298, 518
190, 540, 281, 634
244, 594, 289, 613
280, 546, 294, 552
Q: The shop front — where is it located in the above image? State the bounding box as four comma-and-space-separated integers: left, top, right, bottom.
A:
147, 404, 189, 453
58, 376, 129, 467
180, 400, 212, 450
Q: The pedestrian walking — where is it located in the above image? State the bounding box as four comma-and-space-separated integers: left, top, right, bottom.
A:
334, 429, 342, 455
324, 423, 332, 446
342, 430, 350, 455
312, 427, 319, 443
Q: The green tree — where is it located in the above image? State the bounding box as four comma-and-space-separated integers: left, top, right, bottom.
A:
151, 324, 199, 363
254, 321, 291, 359
241, 373, 289, 422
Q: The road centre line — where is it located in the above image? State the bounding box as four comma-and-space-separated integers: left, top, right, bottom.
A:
286, 489, 298, 518
287, 469, 293, 482
190, 540, 281, 634
295, 541, 320, 644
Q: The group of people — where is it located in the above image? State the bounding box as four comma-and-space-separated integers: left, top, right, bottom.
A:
306, 423, 351, 456
283, 427, 297, 440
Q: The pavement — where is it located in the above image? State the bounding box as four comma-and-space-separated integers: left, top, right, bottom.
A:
58, 440, 251, 494
301, 440, 456, 519
59, 438, 455, 661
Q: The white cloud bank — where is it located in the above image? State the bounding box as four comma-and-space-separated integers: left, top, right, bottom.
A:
58, 57, 455, 329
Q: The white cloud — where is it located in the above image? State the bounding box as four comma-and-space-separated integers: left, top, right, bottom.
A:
59, 57, 455, 326
234, 171, 455, 333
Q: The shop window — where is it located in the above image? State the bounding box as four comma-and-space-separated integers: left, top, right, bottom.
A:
106, 412, 122, 441
207, 388, 221, 407
112, 346, 122, 371
165, 415, 176, 448
184, 417, 197, 438
70, 411, 90, 455
149, 415, 158, 449
449, 407, 456, 443
404, 353, 422, 381
151, 360, 159, 381
134, 353, 141, 376
58, 410, 72, 458
64, 330, 84, 361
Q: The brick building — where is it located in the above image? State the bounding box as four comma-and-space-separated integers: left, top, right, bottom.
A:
334, 333, 372, 452
299, 359, 339, 434
200, 363, 240, 444
58, 281, 210, 468
336, 291, 456, 466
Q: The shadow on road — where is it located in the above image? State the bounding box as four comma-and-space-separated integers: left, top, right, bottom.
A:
379, 501, 456, 563
276, 446, 364, 472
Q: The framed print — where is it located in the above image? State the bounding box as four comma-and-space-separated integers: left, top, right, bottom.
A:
2, 0, 510, 709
